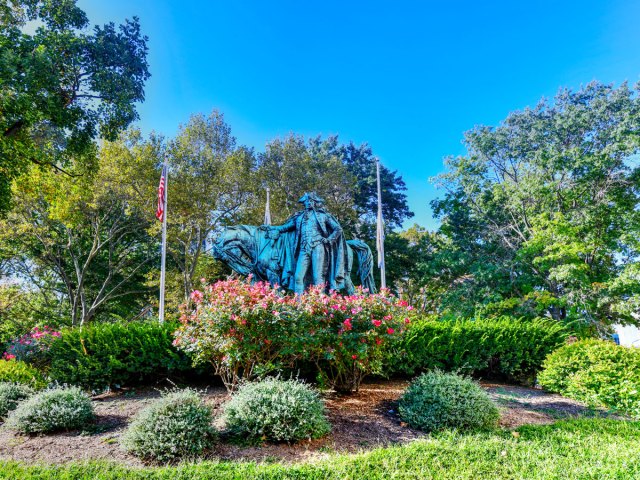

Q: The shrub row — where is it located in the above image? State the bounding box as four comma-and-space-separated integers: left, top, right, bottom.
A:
4, 375, 498, 462
392, 316, 567, 383
46, 321, 194, 390
538, 339, 640, 418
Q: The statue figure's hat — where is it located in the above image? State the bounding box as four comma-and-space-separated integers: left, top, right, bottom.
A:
298, 192, 324, 204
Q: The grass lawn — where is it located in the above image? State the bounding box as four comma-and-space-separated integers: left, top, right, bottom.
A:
0, 418, 638, 479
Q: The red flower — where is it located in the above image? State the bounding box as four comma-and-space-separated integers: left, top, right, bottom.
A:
404, 317, 411, 324
352, 354, 357, 360
375, 338, 382, 345
343, 318, 353, 331
372, 319, 382, 327
387, 328, 395, 335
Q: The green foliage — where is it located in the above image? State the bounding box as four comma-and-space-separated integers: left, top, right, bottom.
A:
0, 157, 157, 326
223, 378, 330, 443
121, 389, 216, 462
0, 382, 33, 418
425, 82, 640, 328
2, 419, 638, 479
394, 317, 567, 383
6, 386, 94, 433
538, 340, 640, 418
399, 371, 499, 432
0, 0, 150, 215
47, 321, 192, 390
0, 359, 45, 388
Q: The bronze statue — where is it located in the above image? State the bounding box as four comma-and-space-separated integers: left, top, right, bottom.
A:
212, 192, 375, 294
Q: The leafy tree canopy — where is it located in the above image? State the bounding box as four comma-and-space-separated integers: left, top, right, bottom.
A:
426, 81, 640, 331
0, 0, 150, 215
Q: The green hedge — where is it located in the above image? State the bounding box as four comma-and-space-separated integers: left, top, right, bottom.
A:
47, 321, 194, 390
392, 317, 567, 383
538, 339, 640, 418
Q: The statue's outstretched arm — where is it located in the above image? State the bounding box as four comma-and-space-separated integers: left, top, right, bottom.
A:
273, 217, 296, 233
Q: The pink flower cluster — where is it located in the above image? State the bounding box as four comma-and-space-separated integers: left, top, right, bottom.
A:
3, 325, 62, 363
173, 279, 416, 392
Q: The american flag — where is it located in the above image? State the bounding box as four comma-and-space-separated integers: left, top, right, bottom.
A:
156, 165, 167, 222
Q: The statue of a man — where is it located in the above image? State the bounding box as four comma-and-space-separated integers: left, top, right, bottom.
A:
262, 192, 349, 294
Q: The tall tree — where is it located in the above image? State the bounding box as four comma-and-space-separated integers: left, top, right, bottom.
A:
256, 135, 358, 233
428, 81, 640, 330
0, 152, 156, 326
0, 0, 150, 214
167, 111, 258, 302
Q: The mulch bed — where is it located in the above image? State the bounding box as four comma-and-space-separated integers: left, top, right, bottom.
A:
0, 379, 616, 466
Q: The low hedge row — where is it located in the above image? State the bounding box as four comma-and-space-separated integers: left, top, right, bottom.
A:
391, 317, 567, 383
30, 316, 568, 390
46, 321, 194, 390
538, 339, 640, 418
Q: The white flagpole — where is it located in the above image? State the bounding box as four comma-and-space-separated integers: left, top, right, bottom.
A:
376, 159, 386, 289
159, 161, 168, 323
264, 187, 272, 226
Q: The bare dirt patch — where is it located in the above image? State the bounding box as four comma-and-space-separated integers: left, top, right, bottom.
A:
0, 379, 616, 466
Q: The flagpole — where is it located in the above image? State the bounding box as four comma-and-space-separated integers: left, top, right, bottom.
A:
376, 159, 386, 289
264, 187, 272, 226
159, 160, 168, 323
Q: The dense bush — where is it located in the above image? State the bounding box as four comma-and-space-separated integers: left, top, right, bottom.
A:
538, 339, 640, 418
121, 389, 216, 462
174, 279, 413, 392
393, 317, 567, 383
223, 378, 330, 442
47, 321, 193, 390
0, 383, 34, 419
6, 386, 94, 433
0, 359, 45, 388
398, 371, 499, 432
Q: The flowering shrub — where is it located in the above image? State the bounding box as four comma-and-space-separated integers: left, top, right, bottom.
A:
4, 326, 61, 366
297, 286, 413, 393
174, 279, 299, 390
173, 279, 414, 392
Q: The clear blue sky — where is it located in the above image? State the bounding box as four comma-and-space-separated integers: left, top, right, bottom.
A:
80, 0, 640, 230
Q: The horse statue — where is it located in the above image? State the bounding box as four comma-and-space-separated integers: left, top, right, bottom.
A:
212, 224, 376, 294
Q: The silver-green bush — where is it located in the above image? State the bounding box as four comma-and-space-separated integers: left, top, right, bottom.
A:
223, 378, 330, 442
121, 389, 216, 462
399, 371, 499, 432
0, 382, 34, 419
5, 386, 94, 433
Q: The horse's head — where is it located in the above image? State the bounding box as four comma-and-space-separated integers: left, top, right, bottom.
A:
212, 225, 259, 276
